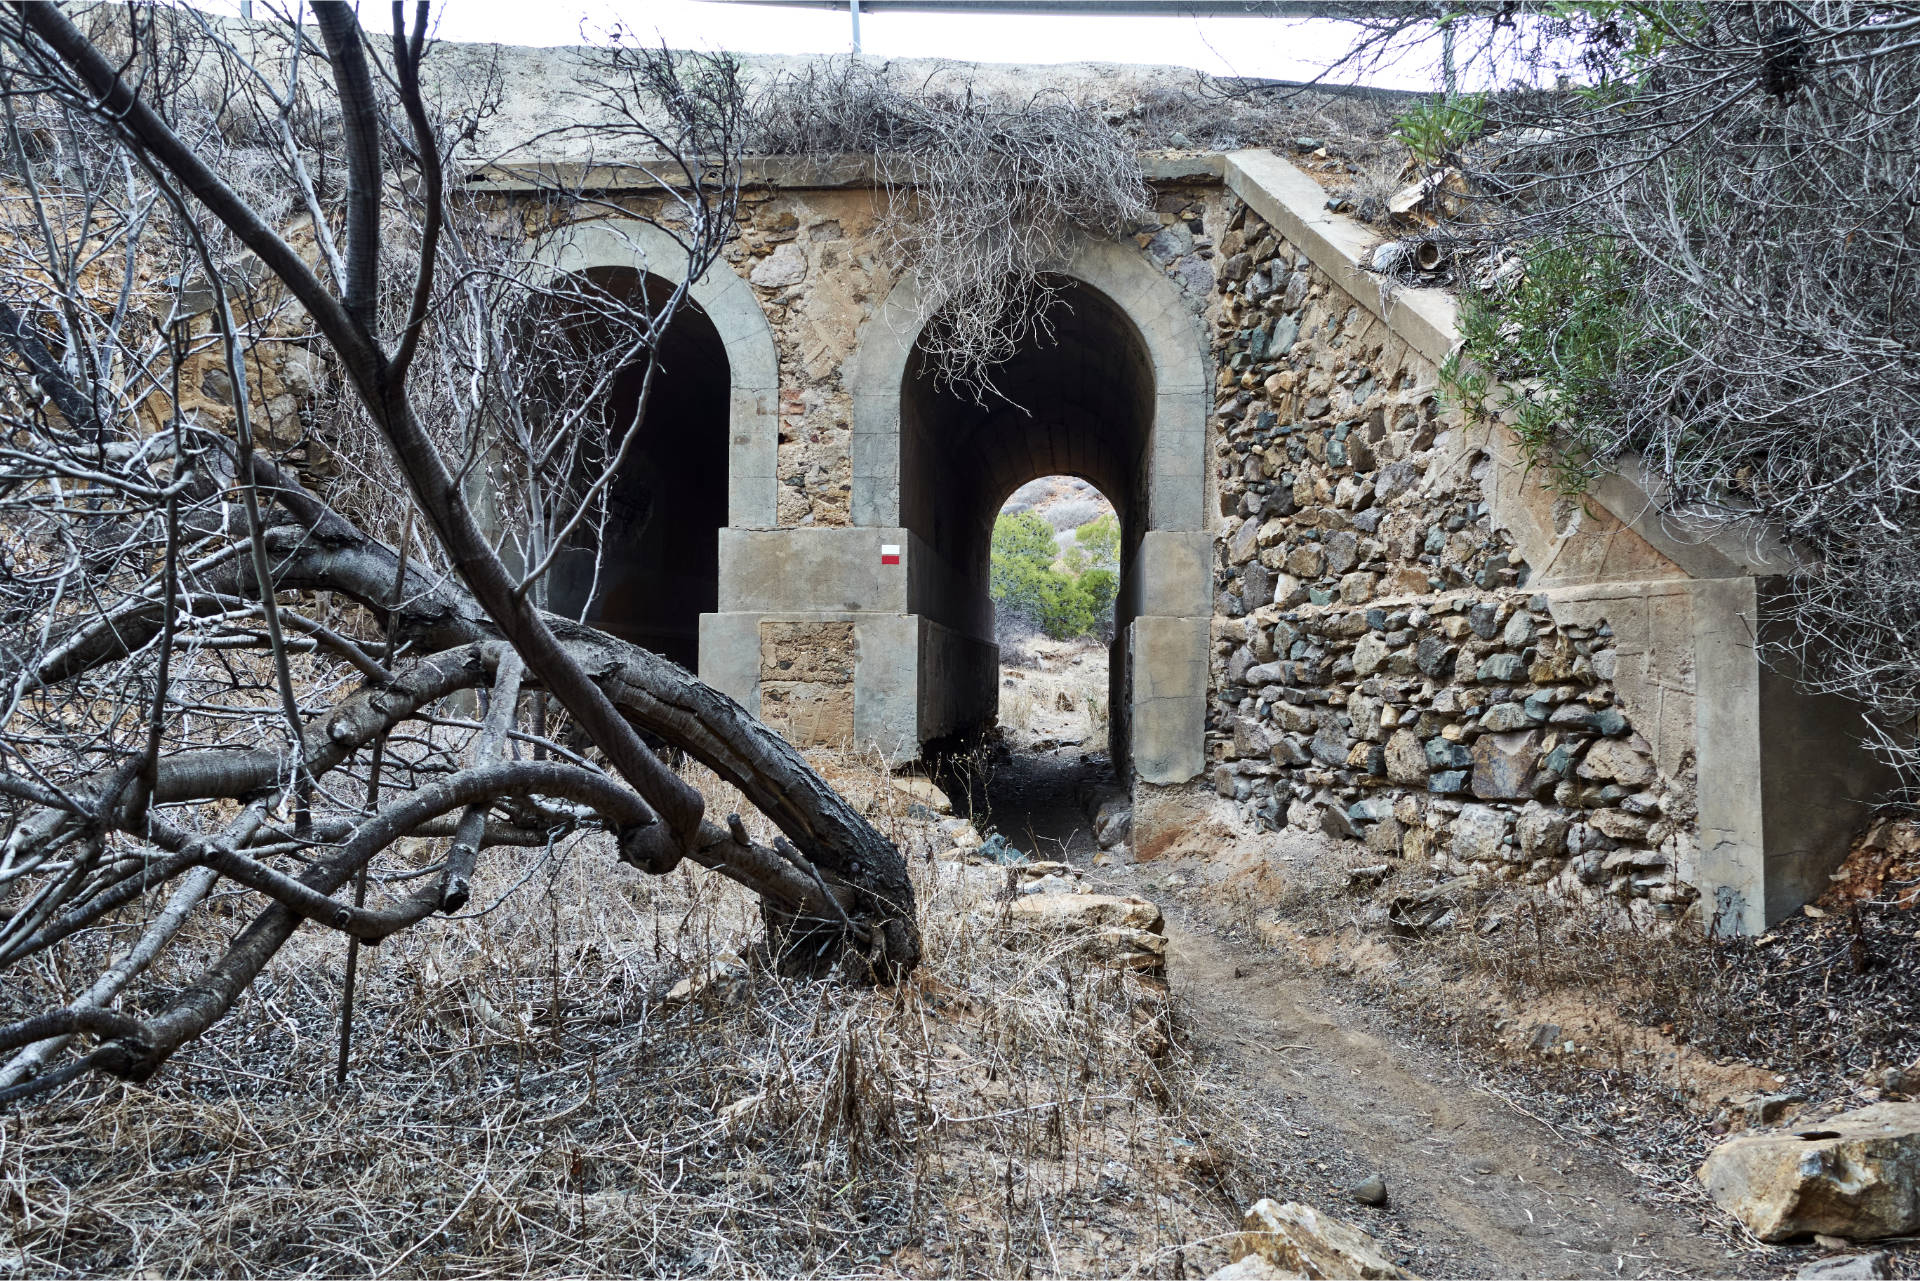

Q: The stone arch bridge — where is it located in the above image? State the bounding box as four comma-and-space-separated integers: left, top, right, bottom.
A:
473, 149, 1890, 933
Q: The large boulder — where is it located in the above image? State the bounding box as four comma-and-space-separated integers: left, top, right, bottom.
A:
1698, 1102, 1920, 1242
1231, 1200, 1410, 1279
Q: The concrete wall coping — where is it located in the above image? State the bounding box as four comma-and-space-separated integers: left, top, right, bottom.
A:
1222, 148, 1796, 582
468, 151, 1225, 193
533, 217, 782, 528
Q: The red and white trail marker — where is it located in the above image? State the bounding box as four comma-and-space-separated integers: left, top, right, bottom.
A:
880, 543, 901, 566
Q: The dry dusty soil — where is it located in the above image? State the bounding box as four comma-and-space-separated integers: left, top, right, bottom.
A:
961, 741, 1789, 1281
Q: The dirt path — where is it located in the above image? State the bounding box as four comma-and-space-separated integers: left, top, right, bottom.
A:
965, 746, 1740, 1280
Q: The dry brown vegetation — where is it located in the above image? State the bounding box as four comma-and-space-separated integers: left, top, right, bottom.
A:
0, 755, 1256, 1277
1191, 821, 1920, 1199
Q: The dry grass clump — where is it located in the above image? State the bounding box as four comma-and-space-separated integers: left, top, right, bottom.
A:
0, 754, 1243, 1277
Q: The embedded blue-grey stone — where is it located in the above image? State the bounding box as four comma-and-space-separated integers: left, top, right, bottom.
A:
1348, 796, 1396, 824
1591, 707, 1628, 736
1476, 653, 1526, 683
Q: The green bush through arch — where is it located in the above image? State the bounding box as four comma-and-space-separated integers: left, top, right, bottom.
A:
991, 509, 1119, 643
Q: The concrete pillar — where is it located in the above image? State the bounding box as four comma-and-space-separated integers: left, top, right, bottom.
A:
698, 525, 928, 763
1547, 577, 1894, 935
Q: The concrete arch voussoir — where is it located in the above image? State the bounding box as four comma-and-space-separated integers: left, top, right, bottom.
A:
534, 219, 781, 529
846, 237, 1209, 535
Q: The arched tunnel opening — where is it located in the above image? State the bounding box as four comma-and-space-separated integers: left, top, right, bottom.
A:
548, 269, 730, 670
899, 275, 1156, 789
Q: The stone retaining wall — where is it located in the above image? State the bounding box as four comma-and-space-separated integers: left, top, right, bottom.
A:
1203, 194, 1697, 920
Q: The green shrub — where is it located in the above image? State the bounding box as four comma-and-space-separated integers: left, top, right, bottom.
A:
990, 510, 1118, 642
1447, 238, 1675, 494
1392, 92, 1484, 169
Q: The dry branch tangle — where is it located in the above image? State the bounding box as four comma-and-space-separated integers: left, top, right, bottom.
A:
0, 1, 916, 1104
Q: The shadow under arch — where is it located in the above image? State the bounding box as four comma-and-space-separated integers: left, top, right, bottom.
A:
544, 267, 729, 668
526, 218, 782, 676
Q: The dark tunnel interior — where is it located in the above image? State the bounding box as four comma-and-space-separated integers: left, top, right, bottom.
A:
547, 269, 730, 670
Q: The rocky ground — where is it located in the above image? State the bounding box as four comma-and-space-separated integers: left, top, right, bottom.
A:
0, 754, 1229, 1278
7, 660, 1912, 1277
945, 719, 1920, 1280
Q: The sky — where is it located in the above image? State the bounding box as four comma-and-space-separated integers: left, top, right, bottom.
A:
227, 1, 1446, 90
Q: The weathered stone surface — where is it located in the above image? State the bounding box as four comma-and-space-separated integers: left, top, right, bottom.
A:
1796, 1252, 1894, 1280
1347, 796, 1396, 824
1415, 636, 1456, 677
1323, 530, 1359, 577
1244, 561, 1275, 611
1480, 702, 1532, 732
1146, 222, 1194, 263
1311, 724, 1352, 767
1451, 803, 1508, 861
1589, 808, 1651, 842
1227, 646, 1257, 684
1515, 802, 1571, 859
1093, 798, 1132, 848
760, 682, 853, 747
1008, 892, 1162, 933
1235, 717, 1274, 759
1578, 739, 1657, 787
1207, 1256, 1307, 1281
760, 620, 855, 682
1590, 706, 1629, 736
1699, 1102, 1920, 1242
1471, 731, 1539, 800
890, 775, 953, 814
1231, 1199, 1408, 1280
1230, 518, 1262, 566
1271, 734, 1311, 766
749, 241, 807, 287
1385, 729, 1429, 785
1351, 633, 1391, 678
1476, 653, 1526, 683
1285, 544, 1325, 577
1591, 647, 1619, 681
1364, 817, 1405, 853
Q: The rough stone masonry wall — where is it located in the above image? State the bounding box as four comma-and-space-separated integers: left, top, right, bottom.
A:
1204, 196, 1699, 923
721, 187, 895, 530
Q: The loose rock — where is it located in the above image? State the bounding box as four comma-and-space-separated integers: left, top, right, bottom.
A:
1232, 1199, 1410, 1279
1699, 1101, 1920, 1242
